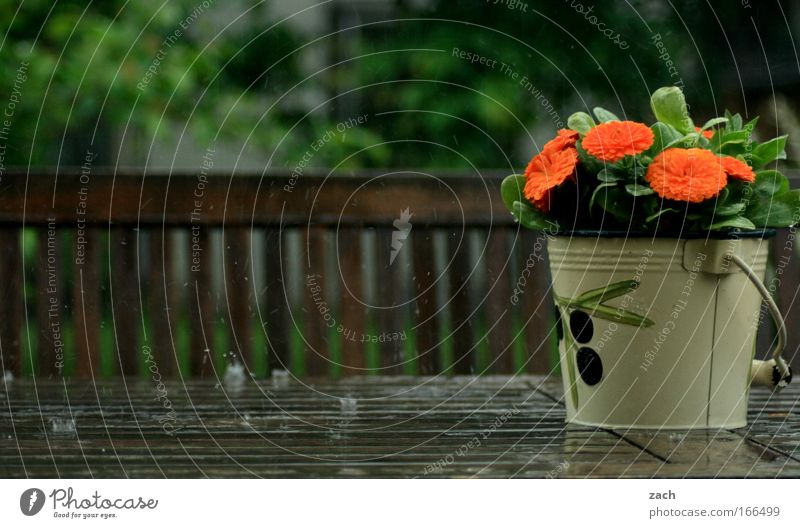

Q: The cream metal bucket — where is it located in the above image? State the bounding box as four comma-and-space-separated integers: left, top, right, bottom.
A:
547, 233, 791, 429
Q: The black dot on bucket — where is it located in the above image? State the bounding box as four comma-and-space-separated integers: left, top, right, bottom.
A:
569, 310, 593, 343
576, 347, 602, 386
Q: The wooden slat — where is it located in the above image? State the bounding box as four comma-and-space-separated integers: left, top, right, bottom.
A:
338, 227, 365, 374
188, 227, 214, 376
447, 229, 474, 374
519, 230, 553, 374
0, 228, 22, 377
375, 227, 403, 374
146, 228, 178, 376
36, 226, 64, 377
484, 228, 514, 373
223, 227, 253, 368
264, 227, 289, 372
72, 228, 101, 377
412, 230, 438, 375
0, 171, 512, 227
110, 226, 139, 376
303, 227, 328, 376
773, 229, 800, 371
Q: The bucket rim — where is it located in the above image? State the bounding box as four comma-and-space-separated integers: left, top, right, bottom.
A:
550, 228, 776, 240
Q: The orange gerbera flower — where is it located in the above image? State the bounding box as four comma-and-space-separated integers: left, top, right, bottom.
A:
582, 120, 654, 162
719, 156, 755, 183
523, 147, 578, 212
543, 128, 579, 154
695, 126, 714, 140
645, 148, 727, 202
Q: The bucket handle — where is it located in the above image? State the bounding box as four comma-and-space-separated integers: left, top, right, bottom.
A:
727, 253, 792, 390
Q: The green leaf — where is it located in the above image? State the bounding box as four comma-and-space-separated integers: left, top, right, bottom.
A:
664, 134, 692, 150
593, 107, 620, 123
648, 122, 684, 155
645, 208, 678, 222
708, 216, 757, 231
589, 182, 617, 211
710, 129, 749, 150
625, 182, 655, 196
511, 200, 557, 231
700, 117, 728, 130
572, 301, 655, 327
728, 112, 743, 131
597, 169, 621, 182
747, 190, 800, 229
744, 116, 759, 132
714, 202, 746, 216
721, 130, 751, 144
751, 136, 788, 168
753, 170, 789, 198
574, 279, 639, 304
596, 187, 634, 222
501, 174, 526, 212
567, 111, 596, 135
650, 86, 694, 134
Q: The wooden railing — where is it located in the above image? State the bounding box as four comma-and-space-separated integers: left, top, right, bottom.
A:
0, 170, 554, 378
0, 170, 797, 378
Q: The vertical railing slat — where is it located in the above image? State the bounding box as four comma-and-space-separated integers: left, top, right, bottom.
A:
303, 226, 329, 376
773, 229, 800, 371
110, 226, 140, 376
412, 230, 438, 375
0, 228, 23, 377
338, 227, 365, 375
73, 227, 101, 377
519, 230, 553, 374
375, 226, 403, 374
224, 227, 253, 370
188, 227, 214, 376
36, 227, 63, 377
485, 227, 514, 373
447, 229, 473, 374
147, 228, 178, 376
264, 227, 289, 372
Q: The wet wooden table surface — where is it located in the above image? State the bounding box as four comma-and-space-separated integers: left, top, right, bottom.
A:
2, 375, 799, 478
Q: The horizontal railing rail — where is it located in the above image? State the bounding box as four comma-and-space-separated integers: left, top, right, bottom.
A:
0, 169, 514, 227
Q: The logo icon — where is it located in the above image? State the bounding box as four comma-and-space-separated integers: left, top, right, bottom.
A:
20, 488, 45, 516
390, 208, 413, 265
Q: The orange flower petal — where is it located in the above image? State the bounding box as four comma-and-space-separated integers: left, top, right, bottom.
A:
645, 148, 727, 203
719, 156, 755, 183
523, 147, 578, 212
582, 120, 654, 162
543, 128, 579, 154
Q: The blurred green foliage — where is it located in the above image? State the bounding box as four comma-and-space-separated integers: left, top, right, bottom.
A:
1, 0, 797, 169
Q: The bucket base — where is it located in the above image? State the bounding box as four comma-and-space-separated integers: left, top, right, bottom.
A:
566, 416, 748, 430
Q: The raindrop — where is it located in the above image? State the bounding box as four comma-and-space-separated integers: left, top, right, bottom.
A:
340, 397, 358, 416
224, 362, 246, 389
50, 417, 76, 434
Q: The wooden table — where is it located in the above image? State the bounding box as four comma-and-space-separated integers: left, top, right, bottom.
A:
2, 376, 799, 478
